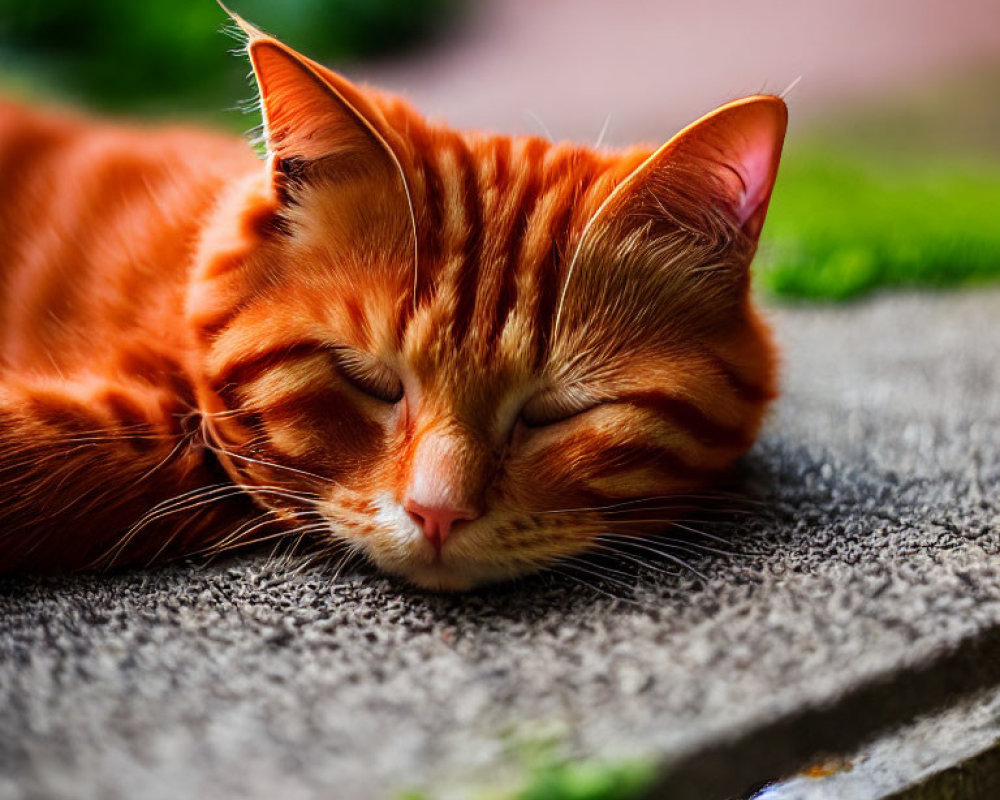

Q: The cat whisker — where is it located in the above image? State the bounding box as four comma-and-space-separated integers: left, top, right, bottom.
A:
205, 521, 330, 562
143, 527, 185, 567
286, 519, 323, 559
198, 406, 262, 420
598, 506, 758, 519
594, 534, 724, 575
328, 544, 364, 582
596, 532, 744, 560
204, 437, 331, 485
239, 485, 323, 505
198, 509, 278, 555
49, 482, 126, 526
97, 484, 249, 567
594, 113, 612, 150
261, 521, 331, 569
669, 541, 743, 559
536, 493, 765, 516
128, 435, 189, 489
584, 540, 698, 578
545, 564, 639, 605
550, 554, 638, 592
282, 538, 334, 577
197, 507, 322, 556
101, 479, 322, 568
669, 520, 737, 542
207, 527, 320, 565
537, 505, 747, 519
623, 544, 707, 582
130, 483, 247, 525
558, 551, 638, 582
634, 489, 768, 504
597, 528, 724, 549
0, 440, 158, 482
780, 75, 803, 99
280, 537, 357, 581
597, 516, 744, 530
264, 531, 292, 570
594, 519, 736, 547
523, 108, 554, 141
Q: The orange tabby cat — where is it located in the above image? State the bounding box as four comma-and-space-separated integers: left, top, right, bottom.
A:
0, 15, 785, 589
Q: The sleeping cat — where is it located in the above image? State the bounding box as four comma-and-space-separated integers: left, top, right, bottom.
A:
0, 13, 785, 590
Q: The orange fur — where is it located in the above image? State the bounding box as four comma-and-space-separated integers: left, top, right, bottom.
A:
0, 22, 785, 588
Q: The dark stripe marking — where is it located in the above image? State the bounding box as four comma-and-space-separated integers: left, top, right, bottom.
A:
210, 342, 324, 398
450, 139, 485, 345
705, 351, 773, 405
621, 390, 753, 450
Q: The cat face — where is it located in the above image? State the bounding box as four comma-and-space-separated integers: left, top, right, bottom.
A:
188, 21, 784, 590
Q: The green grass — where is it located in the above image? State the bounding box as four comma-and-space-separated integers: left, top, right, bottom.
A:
756, 147, 1000, 301
494, 758, 655, 800
398, 722, 656, 800
399, 757, 656, 800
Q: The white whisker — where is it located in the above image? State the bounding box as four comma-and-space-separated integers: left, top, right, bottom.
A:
594, 113, 612, 150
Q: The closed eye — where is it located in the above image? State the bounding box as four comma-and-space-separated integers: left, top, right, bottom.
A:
331, 347, 403, 404
519, 386, 602, 428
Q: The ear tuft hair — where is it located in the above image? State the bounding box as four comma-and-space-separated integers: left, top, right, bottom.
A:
215, 1, 267, 44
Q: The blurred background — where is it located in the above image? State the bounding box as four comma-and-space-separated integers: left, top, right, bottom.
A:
1, 0, 998, 301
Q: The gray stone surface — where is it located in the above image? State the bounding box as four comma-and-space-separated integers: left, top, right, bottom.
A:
1, 289, 999, 800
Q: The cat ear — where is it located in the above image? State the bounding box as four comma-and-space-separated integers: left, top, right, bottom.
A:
250, 41, 386, 166
555, 97, 786, 335
225, 8, 401, 172
607, 95, 787, 241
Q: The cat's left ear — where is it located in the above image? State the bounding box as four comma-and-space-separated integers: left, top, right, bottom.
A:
603, 95, 787, 242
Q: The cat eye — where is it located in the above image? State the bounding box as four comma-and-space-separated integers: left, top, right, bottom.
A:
519, 388, 601, 428
331, 348, 404, 404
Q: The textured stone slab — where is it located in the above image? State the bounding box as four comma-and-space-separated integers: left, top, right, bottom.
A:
1, 290, 998, 800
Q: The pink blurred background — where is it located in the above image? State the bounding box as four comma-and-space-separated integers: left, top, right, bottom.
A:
353, 0, 1000, 146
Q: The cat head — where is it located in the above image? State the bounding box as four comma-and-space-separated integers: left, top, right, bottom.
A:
186, 19, 785, 590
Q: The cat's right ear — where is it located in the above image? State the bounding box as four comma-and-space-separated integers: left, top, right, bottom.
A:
225, 10, 405, 180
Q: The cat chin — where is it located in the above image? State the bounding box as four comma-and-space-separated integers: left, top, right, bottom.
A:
380, 561, 528, 592
399, 569, 480, 592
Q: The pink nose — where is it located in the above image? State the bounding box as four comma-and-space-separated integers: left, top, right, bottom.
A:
404, 498, 480, 553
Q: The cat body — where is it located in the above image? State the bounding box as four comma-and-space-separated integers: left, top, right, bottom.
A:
0, 99, 261, 569
0, 18, 784, 589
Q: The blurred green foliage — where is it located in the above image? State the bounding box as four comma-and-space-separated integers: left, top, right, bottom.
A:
399, 757, 656, 800
758, 148, 1000, 301
398, 720, 656, 800
503, 758, 656, 800
0, 0, 460, 113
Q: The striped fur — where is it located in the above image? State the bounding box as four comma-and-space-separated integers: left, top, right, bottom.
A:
0, 23, 785, 589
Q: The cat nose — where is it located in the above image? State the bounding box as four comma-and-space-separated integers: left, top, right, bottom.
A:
404, 498, 480, 553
